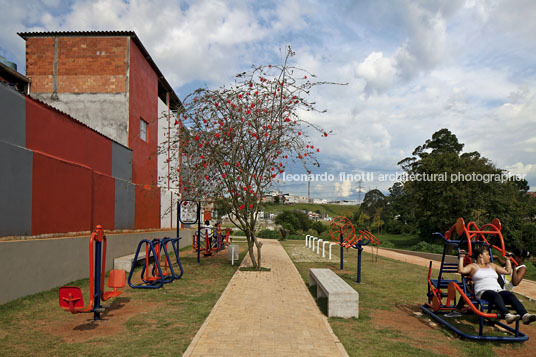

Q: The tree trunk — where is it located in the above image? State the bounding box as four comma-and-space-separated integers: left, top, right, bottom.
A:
253, 234, 263, 269
247, 234, 258, 268
245, 229, 263, 270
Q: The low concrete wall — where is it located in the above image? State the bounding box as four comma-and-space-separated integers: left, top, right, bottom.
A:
0, 228, 194, 305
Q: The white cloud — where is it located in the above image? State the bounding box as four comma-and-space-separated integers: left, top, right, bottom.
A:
1, 0, 535, 198
353, 1, 463, 93
334, 180, 353, 198
356, 52, 396, 93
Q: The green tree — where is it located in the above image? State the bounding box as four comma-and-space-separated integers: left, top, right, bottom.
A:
357, 212, 371, 230
360, 189, 386, 217
275, 210, 311, 234
391, 128, 533, 246
371, 207, 385, 234
311, 220, 326, 235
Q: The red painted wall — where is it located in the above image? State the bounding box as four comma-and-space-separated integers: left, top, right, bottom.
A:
27, 97, 117, 235
26, 97, 112, 175
32, 152, 92, 235
135, 185, 161, 229
129, 39, 160, 228
92, 171, 115, 230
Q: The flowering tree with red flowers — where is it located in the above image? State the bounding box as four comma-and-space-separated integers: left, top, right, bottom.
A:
166, 47, 338, 268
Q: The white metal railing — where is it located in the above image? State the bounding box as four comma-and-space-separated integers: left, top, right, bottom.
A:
322, 241, 329, 257
329, 243, 337, 260
317, 239, 323, 254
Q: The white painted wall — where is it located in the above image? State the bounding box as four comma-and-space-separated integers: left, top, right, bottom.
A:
157, 97, 178, 228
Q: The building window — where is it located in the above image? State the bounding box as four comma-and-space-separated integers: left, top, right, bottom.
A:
140, 118, 148, 141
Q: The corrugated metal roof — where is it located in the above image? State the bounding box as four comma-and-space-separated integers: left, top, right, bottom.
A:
0, 60, 30, 90
18, 30, 183, 111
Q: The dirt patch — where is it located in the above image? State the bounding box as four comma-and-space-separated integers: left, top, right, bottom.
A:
32, 298, 162, 343
372, 304, 459, 356
373, 304, 536, 355
493, 323, 536, 355
287, 245, 330, 262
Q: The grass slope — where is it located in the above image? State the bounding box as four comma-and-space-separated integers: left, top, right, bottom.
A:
0, 244, 246, 356
281, 240, 536, 357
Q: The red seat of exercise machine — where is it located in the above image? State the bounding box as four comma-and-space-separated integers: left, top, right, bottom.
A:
59, 286, 84, 309
102, 270, 125, 300
108, 270, 126, 289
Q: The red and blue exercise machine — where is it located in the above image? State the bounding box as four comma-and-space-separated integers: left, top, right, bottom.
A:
127, 237, 180, 289
59, 225, 125, 321
128, 201, 190, 288
420, 217, 528, 341
329, 216, 380, 283
192, 226, 230, 257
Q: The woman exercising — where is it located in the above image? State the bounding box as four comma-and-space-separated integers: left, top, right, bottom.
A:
495, 247, 531, 291
458, 246, 536, 324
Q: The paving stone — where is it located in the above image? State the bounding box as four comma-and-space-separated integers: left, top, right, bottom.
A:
183, 239, 348, 356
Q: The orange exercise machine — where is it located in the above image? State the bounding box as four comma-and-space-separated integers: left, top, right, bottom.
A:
58, 225, 125, 321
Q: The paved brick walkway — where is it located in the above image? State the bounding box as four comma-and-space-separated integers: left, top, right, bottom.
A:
183, 239, 348, 356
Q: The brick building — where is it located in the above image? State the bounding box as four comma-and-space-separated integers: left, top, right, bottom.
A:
0, 31, 181, 237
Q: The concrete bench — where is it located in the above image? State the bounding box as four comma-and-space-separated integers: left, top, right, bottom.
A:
114, 251, 146, 272
309, 268, 359, 318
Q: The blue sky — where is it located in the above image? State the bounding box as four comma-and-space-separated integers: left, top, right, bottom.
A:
1, 0, 535, 200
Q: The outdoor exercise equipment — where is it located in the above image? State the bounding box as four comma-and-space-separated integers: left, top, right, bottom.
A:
420, 217, 528, 341
128, 200, 191, 288
127, 238, 169, 289
192, 224, 229, 257
328, 217, 380, 283
179, 200, 202, 263
347, 229, 380, 283
359, 230, 381, 262
59, 225, 125, 321
127, 236, 185, 289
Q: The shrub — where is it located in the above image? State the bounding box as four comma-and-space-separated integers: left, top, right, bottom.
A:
412, 241, 444, 254
275, 211, 312, 233
256, 229, 280, 239
379, 240, 395, 248
311, 221, 327, 235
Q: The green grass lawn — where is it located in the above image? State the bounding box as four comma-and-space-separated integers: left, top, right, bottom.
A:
375, 232, 423, 250
0, 244, 247, 356
281, 240, 536, 357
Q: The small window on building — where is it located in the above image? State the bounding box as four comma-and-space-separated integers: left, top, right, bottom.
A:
140, 118, 148, 142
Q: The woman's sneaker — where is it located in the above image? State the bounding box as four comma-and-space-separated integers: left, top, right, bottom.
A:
445, 311, 462, 318
505, 313, 520, 324
522, 313, 536, 325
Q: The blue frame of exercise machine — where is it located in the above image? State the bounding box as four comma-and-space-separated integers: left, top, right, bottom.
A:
127, 239, 167, 289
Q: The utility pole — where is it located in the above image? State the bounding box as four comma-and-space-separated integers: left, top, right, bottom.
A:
307, 176, 311, 203
357, 179, 363, 204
